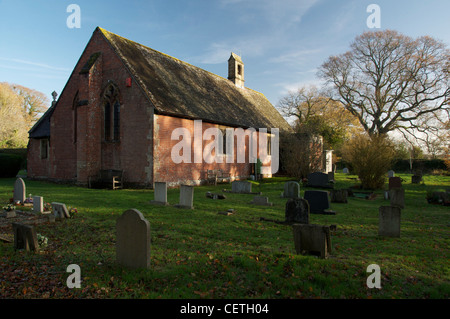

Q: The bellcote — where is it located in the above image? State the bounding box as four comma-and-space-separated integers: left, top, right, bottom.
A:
228, 52, 244, 88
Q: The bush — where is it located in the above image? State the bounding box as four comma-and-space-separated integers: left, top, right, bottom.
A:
0, 153, 22, 177
341, 134, 395, 190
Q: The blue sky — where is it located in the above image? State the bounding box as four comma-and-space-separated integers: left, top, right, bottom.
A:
1, 0, 449, 107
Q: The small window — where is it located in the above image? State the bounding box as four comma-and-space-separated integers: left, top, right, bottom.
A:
40, 139, 48, 159
237, 64, 242, 76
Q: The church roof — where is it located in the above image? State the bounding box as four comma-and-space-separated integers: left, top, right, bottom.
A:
97, 27, 292, 132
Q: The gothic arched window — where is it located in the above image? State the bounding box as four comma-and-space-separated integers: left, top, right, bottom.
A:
102, 83, 121, 141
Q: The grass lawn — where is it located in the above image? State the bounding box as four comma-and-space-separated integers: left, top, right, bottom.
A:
0, 173, 449, 300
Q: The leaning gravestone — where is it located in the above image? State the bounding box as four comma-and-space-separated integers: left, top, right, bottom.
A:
231, 181, 252, 193
13, 178, 26, 204
150, 182, 169, 206
285, 198, 309, 224
175, 185, 194, 209
12, 223, 39, 251
304, 190, 336, 215
306, 172, 332, 188
251, 195, 273, 206
378, 206, 401, 237
330, 189, 348, 203
51, 202, 70, 218
116, 209, 151, 269
292, 224, 331, 259
388, 177, 402, 190
389, 188, 405, 209
282, 181, 300, 198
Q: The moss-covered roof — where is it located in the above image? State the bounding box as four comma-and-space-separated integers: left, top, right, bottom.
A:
98, 27, 292, 132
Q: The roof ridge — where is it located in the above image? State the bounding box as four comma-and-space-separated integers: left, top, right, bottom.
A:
97, 27, 263, 94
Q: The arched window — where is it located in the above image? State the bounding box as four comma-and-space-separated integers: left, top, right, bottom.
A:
102, 82, 120, 141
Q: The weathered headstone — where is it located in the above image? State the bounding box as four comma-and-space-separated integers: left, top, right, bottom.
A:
282, 181, 300, 198
328, 172, 335, 182
292, 224, 331, 259
378, 206, 401, 237
330, 189, 348, 203
150, 182, 169, 206
12, 223, 39, 251
343, 168, 349, 174
51, 202, 70, 218
251, 195, 273, 206
307, 172, 332, 188
388, 177, 402, 190
231, 181, 252, 193
285, 198, 309, 224
175, 185, 194, 209
33, 196, 44, 213
13, 178, 26, 204
388, 170, 395, 178
304, 190, 336, 215
116, 209, 151, 269
324, 150, 333, 173
389, 188, 405, 209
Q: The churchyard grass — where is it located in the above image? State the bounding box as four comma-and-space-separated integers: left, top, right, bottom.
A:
0, 173, 448, 299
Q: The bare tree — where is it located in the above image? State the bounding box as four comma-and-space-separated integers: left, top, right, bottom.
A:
318, 30, 450, 141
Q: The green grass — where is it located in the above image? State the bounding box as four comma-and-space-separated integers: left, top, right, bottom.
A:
0, 173, 449, 299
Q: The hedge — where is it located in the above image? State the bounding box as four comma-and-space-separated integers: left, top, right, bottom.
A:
0, 153, 23, 177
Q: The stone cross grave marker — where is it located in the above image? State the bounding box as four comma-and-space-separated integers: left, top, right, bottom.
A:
292, 224, 331, 259
51, 202, 70, 218
231, 181, 252, 193
282, 181, 300, 198
389, 188, 405, 209
388, 177, 402, 190
175, 185, 194, 209
12, 223, 39, 251
304, 190, 336, 215
307, 172, 332, 189
250, 195, 273, 206
285, 198, 309, 224
150, 182, 169, 206
379, 206, 401, 237
116, 209, 151, 269
13, 178, 26, 204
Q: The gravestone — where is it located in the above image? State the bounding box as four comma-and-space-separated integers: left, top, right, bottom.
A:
328, 172, 335, 182
388, 170, 395, 178
12, 223, 39, 251
282, 181, 300, 198
33, 196, 44, 213
324, 150, 333, 173
206, 192, 226, 200
175, 185, 194, 209
307, 172, 332, 188
378, 206, 401, 237
411, 175, 422, 184
292, 224, 331, 259
116, 209, 151, 269
330, 189, 348, 203
304, 190, 336, 215
285, 198, 309, 224
13, 178, 26, 204
389, 188, 405, 209
343, 168, 349, 174
150, 182, 169, 206
231, 181, 252, 193
251, 196, 273, 206
388, 177, 402, 190
51, 202, 70, 218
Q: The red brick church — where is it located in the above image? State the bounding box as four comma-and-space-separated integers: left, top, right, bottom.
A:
27, 27, 292, 187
